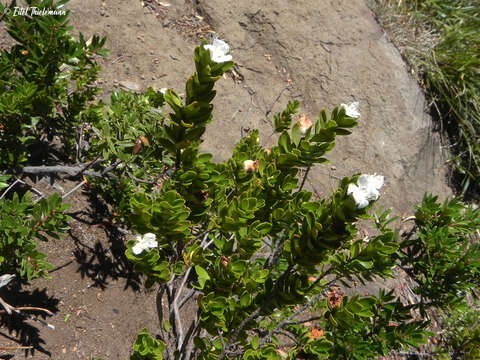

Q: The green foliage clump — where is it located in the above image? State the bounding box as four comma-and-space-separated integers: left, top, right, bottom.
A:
436, 301, 480, 360
398, 195, 480, 310
131, 328, 165, 360
85, 39, 480, 359
0, 191, 71, 279
0, 0, 106, 166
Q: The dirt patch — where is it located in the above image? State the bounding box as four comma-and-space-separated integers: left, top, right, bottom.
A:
1, 0, 452, 358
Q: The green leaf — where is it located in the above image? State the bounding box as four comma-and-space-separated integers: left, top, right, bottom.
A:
163, 320, 171, 332
195, 265, 210, 289
251, 335, 260, 350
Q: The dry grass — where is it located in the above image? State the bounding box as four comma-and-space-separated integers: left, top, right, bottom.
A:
368, 0, 440, 82
369, 0, 480, 200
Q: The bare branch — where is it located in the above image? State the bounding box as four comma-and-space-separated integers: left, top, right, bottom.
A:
12, 158, 112, 178
178, 289, 200, 310
173, 267, 192, 306
168, 282, 185, 352
0, 0, 15, 22
280, 315, 323, 326
15, 164, 95, 177
181, 311, 200, 360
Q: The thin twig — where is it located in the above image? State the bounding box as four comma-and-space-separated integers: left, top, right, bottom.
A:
218, 329, 226, 353
307, 268, 333, 292
0, 296, 19, 315
273, 329, 297, 343
12, 158, 111, 178
0, 306, 53, 316
265, 235, 285, 269
14, 164, 96, 177
0, 345, 33, 350
281, 315, 323, 326
0, 178, 21, 200
188, 327, 205, 360
265, 85, 291, 118
183, 229, 211, 250
128, 173, 156, 185
62, 179, 87, 199
297, 166, 311, 192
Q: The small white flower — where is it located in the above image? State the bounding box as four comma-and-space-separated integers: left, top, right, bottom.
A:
204, 38, 233, 63
347, 174, 384, 209
132, 233, 158, 255
160, 88, 167, 94
340, 101, 360, 118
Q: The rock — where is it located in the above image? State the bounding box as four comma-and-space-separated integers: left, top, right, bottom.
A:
119, 81, 142, 91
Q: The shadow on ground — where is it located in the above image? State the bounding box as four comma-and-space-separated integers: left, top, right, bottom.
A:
66, 191, 141, 291
0, 286, 59, 357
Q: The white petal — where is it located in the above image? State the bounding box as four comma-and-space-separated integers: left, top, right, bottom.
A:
203, 44, 214, 52
347, 183, 359, 196
370, 174, 384, 190
145, 239, 158, 248
356, 174, 370, 189
143, 233, 157, 242
212, 38, 230, 53
204, 38, 232, 63
347, 184, 370, 209
132, 243, 144, 255
365, 188, 380, 201
341, 102, 360, 118
357, 174, 384, 191
213, 54, 233, 63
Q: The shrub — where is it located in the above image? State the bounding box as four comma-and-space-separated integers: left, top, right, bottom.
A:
0, 0, 106, 167
84, 40, 480, 359
0, 189, 71, 280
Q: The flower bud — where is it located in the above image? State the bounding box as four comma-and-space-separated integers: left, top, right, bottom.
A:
220, 256, 230, 269
243, 159, 259, 172
297, 114, 313, 134
308, 327, 324, 339
327, 287, 344, 308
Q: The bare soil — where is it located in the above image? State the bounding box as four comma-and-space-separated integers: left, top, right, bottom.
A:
0, 0, 452, 358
